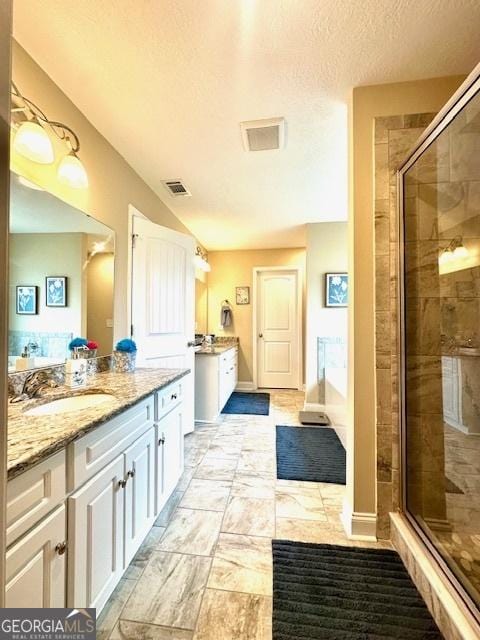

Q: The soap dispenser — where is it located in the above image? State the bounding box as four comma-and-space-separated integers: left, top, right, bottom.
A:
15, 345, 35, 372
65, 347, 87, 388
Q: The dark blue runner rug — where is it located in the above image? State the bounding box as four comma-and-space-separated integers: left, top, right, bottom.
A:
276, 425, 346, 484
222, 391, 270, 415
272, 541, 444, 640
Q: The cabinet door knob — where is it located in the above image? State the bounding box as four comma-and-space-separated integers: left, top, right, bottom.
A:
259, 333, 263, 338
118, 479, 127, 489
171, 393, 177, 400
55, 541, 67, 556
159, 435, 165, 445
127, 469, 135, 478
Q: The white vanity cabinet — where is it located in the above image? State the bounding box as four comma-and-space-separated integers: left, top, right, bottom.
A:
6, 378, 186, 613
68, 455, 125, 610
124, 427, 156, 566
195, 347, 238, 422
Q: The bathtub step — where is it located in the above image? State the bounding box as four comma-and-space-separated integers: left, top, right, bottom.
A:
298, 410, 330, 426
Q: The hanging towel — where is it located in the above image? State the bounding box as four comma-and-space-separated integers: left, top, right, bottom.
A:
220, 303, 232, 328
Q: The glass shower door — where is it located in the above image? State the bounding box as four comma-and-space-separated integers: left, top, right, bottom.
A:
401, 86, 480, 616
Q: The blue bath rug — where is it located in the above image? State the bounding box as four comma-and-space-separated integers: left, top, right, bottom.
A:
222, 392, 270, 415
276, 425, 346, 484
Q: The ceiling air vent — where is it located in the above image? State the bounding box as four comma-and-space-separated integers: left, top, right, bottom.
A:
162, 180, 191, 197
240, 117, 285, 151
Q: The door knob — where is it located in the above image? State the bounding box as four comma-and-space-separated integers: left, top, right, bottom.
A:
259, 333, 263, 338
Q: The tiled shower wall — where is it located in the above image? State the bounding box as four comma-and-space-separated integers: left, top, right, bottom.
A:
374, 113, 436, 538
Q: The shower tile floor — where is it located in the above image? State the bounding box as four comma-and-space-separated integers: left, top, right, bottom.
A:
97, 390, 391, 640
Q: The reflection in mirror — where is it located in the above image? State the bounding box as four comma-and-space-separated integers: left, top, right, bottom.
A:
8, 172, 115, 373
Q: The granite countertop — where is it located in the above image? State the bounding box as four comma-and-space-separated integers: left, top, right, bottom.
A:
195, 344, 238, 356
8, 367, 189, 480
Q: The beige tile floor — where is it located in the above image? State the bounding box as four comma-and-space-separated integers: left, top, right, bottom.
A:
97, 390, 390, 640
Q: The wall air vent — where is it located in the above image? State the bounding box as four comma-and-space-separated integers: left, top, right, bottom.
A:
162, 180, 191, 197
240, 117, 285, 151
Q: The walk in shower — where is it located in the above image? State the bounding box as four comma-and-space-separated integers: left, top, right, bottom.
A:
399, 75, 480, 619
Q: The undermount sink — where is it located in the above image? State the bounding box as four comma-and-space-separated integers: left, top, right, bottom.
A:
24, 393, 116, 416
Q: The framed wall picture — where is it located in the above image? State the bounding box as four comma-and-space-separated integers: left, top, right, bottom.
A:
236, 286, 250, 305
325, 273, 348, 307
16, 285, 38, 315
46, 276, 67, 307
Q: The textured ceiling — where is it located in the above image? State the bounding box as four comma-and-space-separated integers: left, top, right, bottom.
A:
13, 0, 480, 250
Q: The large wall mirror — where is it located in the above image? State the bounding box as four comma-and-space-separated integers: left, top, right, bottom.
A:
8, 172, 115, 373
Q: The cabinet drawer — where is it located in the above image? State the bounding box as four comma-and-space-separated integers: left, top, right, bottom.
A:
67, 396, 154, 490
220, 348, 237, 366
7, 451, 66, 547
6, 504, 66, 608
155, 381, 182, 421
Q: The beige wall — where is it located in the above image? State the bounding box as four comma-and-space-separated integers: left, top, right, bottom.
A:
207, 248, 306, 384
9, 233, 87, 339
305, 222, 348, 405
12, 41, 192, 341
87, 252, 114, 356
348, 75, 465, 527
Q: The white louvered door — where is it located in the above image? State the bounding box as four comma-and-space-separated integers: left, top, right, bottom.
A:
132, 216, 195, 434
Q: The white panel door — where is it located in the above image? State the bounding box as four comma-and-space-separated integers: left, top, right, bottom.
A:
68, 455, 124, 610
124, 428, 156, 567
257, 269, 301, 389
6, 505, 66, 608
132, 216, 195, 434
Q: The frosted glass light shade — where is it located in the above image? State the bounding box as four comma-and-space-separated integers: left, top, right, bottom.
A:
13, 121, 55, 164
57, 153, 89, 189
194, 254, 205, 270
453, 245, 469, 259
439, 249, 453, 264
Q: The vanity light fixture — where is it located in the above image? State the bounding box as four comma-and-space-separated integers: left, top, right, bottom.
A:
11, 82, 88, 189
57, 152, 89, 189
452, 241, 469, 259
439, 236, 469, 264
194, 246, 211, 272
13, 120, 55, 164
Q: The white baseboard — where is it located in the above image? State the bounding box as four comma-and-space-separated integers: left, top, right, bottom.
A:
235, 381, 256, 392
341, 498, 377, 540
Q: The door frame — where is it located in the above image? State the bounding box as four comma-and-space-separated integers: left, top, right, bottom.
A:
127, 204, 148, 339
0, 1, 12, 607
252, 266, 303, 391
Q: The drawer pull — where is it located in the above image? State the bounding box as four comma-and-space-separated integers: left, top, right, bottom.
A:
118, 479, 127, 489
171, 393, 178, 400
127, 469, 135, 479
55, 541, 67, 556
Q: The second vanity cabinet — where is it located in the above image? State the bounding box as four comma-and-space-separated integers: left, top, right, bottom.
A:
5, 378, 185, 614
195, 346, 238, 422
